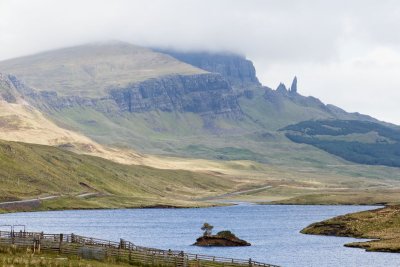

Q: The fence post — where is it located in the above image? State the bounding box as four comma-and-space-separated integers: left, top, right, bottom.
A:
105, 246, 108, 259
33, 236, 36, 253
37, 235, 41, 253
117, 239, 121, 261
119, 238, 125, 249
179, 251, 185, 267
71, 233, 75, 243
129, 243, 132, 262
59, 234, 63, 253
175, 254, 178, 267
0, 230, 276, 267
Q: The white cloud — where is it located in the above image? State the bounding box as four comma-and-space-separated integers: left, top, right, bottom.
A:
0, 0, 399, 124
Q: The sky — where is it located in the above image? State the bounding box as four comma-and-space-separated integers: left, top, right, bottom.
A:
0, 0, 399, 124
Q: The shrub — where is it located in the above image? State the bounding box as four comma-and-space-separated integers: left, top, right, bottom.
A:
216, 231, 236, 239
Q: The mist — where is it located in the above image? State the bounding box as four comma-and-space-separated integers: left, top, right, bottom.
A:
1, 0, 399, 124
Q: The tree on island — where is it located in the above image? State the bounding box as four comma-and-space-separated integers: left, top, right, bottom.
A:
201, 223, 213, 236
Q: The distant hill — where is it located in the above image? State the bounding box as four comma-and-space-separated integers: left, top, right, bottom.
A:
0, 41, 397, 172
0, 41, 400, 207
282, 120, 400, 167
0, 42, 206, 97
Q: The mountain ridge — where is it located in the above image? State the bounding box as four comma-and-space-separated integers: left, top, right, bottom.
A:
155, 49, 260, 89
0, 42, 400, 207
0, 42, 206, 97
0, 41, 398, 169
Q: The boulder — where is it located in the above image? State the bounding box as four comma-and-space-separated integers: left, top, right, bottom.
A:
193, 231, 251, 247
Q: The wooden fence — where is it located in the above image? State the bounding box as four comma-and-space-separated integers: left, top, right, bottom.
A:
0, 230, 279, 267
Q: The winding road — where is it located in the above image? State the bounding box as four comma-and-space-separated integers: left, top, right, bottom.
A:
0, 193, 99, 209
198, 184, 272, 201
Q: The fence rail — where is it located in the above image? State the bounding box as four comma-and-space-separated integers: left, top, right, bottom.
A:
0, 230, 279, 267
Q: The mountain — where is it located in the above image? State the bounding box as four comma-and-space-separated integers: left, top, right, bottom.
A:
155, 49, 260, 89
0, 42, 206, 97
0, 42, 393, 162
0, 41, 399, 206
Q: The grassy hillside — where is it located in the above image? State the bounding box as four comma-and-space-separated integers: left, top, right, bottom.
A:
46, 106, 350, 167
239, 89, 337, 130
0, 73, 152, 165
0, 42, 205, 97
42, 90, 393, 171
1, 43, 400, 206
301, 205, 400, 252
0, 140, 237, 210
0, 43, 386, 170
4, 72, 400, 207
3, 139, 400, 209
282, 119, 400, 167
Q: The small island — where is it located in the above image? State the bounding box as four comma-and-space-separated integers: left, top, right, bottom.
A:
194, 223, 251, 247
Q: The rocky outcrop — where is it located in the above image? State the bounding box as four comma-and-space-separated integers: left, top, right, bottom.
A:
156, 50, 260, 88
0, 73, 19, 103
290, 76, 297, 93
109, 73, 243, 117
194, 236, 251, 247
8, 73, 242, 118
276, 77, 298, 96
267, 78, 328, 111
276, 83, 288, 94
7, 75, 103, 110
194, 231, 251, 247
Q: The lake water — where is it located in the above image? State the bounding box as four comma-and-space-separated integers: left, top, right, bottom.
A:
0, 204, 399, 267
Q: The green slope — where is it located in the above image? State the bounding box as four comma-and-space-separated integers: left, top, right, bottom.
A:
282, 119, 400, 167
1, 42, 399, 185
40, 86, 373, 170
46, 105, 349, 168
0, 140, 235, 209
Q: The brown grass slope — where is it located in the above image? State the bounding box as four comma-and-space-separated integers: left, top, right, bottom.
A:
0, 139, 236, 211
301, 205, 400, 252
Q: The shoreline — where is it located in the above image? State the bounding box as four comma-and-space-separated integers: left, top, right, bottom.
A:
0, 198, 382, 215
300, 205, 400, 253
0, 197, 235, 215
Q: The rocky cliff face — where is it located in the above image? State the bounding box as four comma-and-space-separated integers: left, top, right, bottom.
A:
109, 73, 242, 117
6, 75, 102, 111
0, 74, 19, 103
156, 50, 260, 88
9, 73, 242, 118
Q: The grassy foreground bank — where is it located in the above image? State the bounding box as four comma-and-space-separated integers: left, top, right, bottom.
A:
301, 205, 400, 252
0, 245, 132, 267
